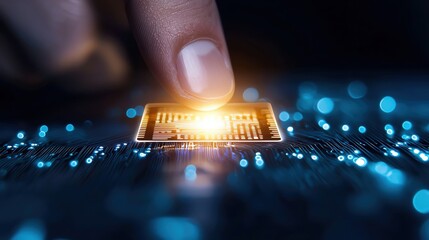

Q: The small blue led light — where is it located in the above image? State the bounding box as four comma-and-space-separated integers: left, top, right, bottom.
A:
419, 153, 428, 162
243, 87, 259, 102
86, 158, 93, 164
354, 157, 367, 167
311, 155, 318, 161
40, 125, 49, 132
347, 155, 354, 160
45, 162, 52, 167
297, 153, 303, 159
38, 131, 46, 138
139, 152, 147, 158
279, 111, 290, 122
65, 124, 75, 132
36, 161, 44, 168
342, 125, 350, 132
17, 132, 25, 139
287, 126, 294, 132
413, 189, 429, 214
239, 159, 248, 167
126, 108, 137, 119
255, 159, 264, 168
322, 123, 330, 130
69, 160, 78, 168
318, 119, 326, 127
386, 129, 394, 135
317, 97, 334, 114
384, 124, 393, 131
347, 81, 367, 99
338, 155, 345, 161
402, 121, 412, 130
379, 96, 396, 113
411, 135, 419, 141
293, 112, 303, 121
358, 126, 366, 134
390, 149, 400, 157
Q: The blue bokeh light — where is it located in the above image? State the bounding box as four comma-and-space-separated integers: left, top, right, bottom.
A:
38, 131, 46, 138
358, 126, 366, 133
347, 81, 367, 99
17, 131, 25, 139
322, 123, 330, 130
279, 111, 290, 122
380, 96, 396, 113
126, 108, 137, 119
293, 112, 303, 121
243, 87, 259, 102
65, 124, 75, 132
69, 160, 78, 168
342, 125, 350, 132
317, 97, 334, 114
413, 189, 429, 214
239, 159, 248, 167
402, 121, 413, 130
40, 125, 49, 132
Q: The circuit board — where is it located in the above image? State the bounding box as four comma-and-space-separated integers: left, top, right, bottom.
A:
1, 80, 429, 240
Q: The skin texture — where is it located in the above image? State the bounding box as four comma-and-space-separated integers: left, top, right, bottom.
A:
0, 0, 235, 110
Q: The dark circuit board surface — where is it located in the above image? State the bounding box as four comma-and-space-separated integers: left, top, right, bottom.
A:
1, 75, 429, 240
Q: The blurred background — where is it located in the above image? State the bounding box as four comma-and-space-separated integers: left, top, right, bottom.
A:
0, 0, 428, 122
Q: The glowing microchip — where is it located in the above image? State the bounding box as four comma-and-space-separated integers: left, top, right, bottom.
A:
136, 103, 283, 142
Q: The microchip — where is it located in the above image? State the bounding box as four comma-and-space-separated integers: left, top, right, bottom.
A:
136, 103, 283, 142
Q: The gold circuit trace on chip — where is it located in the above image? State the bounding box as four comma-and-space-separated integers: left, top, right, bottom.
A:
136, 103, 283, 142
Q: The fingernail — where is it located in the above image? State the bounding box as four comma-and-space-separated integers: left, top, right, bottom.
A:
177, 40, 234, 100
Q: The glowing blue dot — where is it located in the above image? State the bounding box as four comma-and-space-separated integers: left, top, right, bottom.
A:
86, 158, 93, 164
287, 126, 294, 132
126, 108, 137, 118
390, 150, 400, 157
243, 87, 259, 102
311, 155, 318, 161
69, 160, 78, 167
38, 131, 46, 138
65, 124, 75, 132
317, 97, 334, 114
358, 126, 366, 133
338, 156, 345, 161
36, 162, 44, 168
293, 112, 303, 121
184, 165, 197, 181
402, 121, 412, 130
239, 159, 248, 167
318, 119, 326, 127
45, 162, 52, 167
279, 111, 290, 122
347, 81, 367, 99
255, 155, 262, 161
342, 125, 350, 132
17, 132, 25, 139
413, 149, 420, 154
347, 155, 354, 160
384, 124, 393, 131
380, 96, 396, 113
386, 129, 394, 135
419, 153, 428, 161
374, 162, 388, 175
411, 135, 419, 141
297, 153, 303, 159
40, 125, 49, 132
322, 123, 330, 130
386, 169, 405, 185
354, 157, 367, 167
413, 189, 429, 214
255, 159, 264, 168
139, 152, 147, 158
